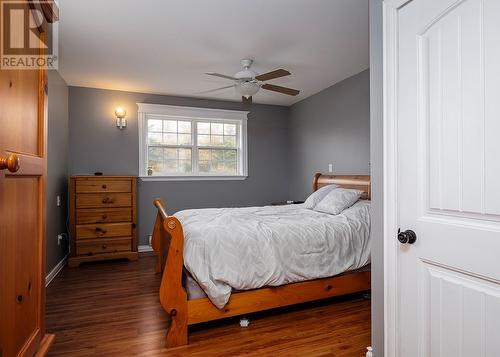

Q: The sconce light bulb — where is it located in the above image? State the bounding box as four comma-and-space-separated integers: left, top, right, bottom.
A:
115, 107, 127, 119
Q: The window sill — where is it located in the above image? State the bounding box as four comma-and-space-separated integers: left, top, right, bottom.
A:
139, 175, 248, 182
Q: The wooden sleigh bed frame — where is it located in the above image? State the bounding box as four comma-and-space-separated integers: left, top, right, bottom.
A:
151, 174, 371, 348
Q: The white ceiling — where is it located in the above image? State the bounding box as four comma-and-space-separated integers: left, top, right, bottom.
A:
58, 0, 369, 106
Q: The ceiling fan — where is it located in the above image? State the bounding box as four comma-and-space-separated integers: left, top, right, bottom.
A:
204, 59, 300, 104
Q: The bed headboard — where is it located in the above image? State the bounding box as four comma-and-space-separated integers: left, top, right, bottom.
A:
313, 173, 371, 200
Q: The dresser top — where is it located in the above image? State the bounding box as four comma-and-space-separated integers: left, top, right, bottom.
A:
71, 175, 136, 179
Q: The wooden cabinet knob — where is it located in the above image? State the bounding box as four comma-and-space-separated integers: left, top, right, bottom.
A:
102, 184, 107, 189
102, 245, 107, 249
102, 197, 115, 204
95, 227, 107, 235
0, 153, 20, 173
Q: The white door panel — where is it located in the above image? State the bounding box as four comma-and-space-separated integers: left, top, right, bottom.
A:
386, 0, 500, 356
422, 263, 500, 356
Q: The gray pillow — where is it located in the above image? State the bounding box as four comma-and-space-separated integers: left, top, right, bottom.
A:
313, 188, 363, 215
303, 184, 339, 209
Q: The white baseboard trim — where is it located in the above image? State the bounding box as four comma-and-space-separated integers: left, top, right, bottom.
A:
45, 252, 69, 287
138, 244, 153, 253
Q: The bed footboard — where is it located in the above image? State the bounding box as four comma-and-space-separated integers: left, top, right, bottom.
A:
151, 199, 188, 347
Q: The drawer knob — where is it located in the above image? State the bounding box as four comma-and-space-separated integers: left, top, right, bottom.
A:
102, 244, 107, 249
102, 184, 107, 189
101, 214, 107, 220
16, 294, 23, 303
102, 197, 115, 204
95, 227, 107, 235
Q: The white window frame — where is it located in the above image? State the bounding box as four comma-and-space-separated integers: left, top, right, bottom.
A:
137, 103, 249, 181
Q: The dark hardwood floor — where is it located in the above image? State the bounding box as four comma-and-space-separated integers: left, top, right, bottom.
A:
46, 255, 371, 356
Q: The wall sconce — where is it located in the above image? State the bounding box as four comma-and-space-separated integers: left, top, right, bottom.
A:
115, 107, 127, 129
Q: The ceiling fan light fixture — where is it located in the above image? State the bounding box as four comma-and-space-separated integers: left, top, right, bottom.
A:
204, 59, 299, 103
235, 81, 260, 97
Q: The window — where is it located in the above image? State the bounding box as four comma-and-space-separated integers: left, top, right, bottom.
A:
138, 104, 248, 180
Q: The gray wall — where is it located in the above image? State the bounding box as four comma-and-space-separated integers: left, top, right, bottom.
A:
288, 69, 370, 199
370, 0, 384, 355
68, 87, 290, 245
46, 70, 69, 272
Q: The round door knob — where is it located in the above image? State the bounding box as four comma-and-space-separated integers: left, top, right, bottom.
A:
398, 230, 417, 244
0, 153, 20, 173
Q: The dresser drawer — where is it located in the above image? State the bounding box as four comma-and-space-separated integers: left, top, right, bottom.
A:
77, 208, 132, 224
76, 238, 132, 256
76, 223, 132, 240
76, 179, 131, 193
76, 193, 132, 208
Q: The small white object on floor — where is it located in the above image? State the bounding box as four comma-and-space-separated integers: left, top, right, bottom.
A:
239, 318, 250, 327
366, 346, 373, 357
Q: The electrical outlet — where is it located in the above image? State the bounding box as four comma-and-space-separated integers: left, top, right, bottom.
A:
328, 163, 333, 173
57, 234, 63, 246
56, 195, 61, 207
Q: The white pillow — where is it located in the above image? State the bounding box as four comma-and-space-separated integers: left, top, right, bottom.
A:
303, 184, 339, 209
313, 188, 363, 215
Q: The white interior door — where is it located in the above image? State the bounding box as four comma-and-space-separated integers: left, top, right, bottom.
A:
385, 0, 500, 356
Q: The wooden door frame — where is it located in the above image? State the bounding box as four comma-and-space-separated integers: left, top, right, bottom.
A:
383, 0, 414, 356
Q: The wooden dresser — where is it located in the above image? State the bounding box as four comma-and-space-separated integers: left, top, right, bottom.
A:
68, 176, 138, 267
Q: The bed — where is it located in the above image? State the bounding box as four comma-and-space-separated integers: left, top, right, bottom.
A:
151, 173, 371, 347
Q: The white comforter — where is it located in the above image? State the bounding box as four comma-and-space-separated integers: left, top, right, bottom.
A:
175, 201, 371, 309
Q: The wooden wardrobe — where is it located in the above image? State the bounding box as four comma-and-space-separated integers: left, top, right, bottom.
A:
0, 1, 58, 356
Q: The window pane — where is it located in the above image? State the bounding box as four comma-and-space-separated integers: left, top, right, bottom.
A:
198, 149, 211, 161
178, 148, 191, 160
178, 121, 191, 133
196, 149, 237, 175
225, 160, 237, 174
164, 120, 177, 132
148, 147, 163, 173
223, 136, 236, 148
148, 132, 162, 144
212, 150, 224, 161
212, 161, 225, 173
211, 135, 223, 146
199, 161, 210, 173
164, 133, 177, 145
145, 117, 242, 177
224, 150, 237, 161
198, 135, 210, 146
224, 124, 236, 135
165, 148, 177, 160
148, 119, 162, 132
197, 122, 210, 134
211, 123, 224, 135
178, 133, 192, 145
165, 160, 177, 173
178, 160, 192, 173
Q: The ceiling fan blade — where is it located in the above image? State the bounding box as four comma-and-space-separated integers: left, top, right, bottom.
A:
205, 72, 237, 81
242, 96, 252, 105
255, 69, 291, 82
197, 85, 235, 94
261, 83, 300, 96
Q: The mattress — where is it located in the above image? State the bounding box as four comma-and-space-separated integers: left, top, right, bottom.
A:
183, 264, 372, 301
175, 200, 371, 309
